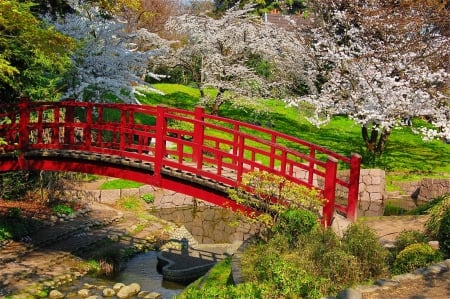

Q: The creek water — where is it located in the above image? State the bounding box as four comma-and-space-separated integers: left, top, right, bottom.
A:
61, 205, 259, 298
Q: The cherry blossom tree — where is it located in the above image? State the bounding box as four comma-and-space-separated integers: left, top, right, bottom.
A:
155, 4, 316, 115
286, 0, 450, 155
51, 1, 170, 103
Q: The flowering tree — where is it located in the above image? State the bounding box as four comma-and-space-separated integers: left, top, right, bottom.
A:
286, 0, 449, 155
51, 1, 170, 103
155, 4, 315, 115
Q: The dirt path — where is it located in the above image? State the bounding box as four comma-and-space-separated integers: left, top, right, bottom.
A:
0, 200, 172, 298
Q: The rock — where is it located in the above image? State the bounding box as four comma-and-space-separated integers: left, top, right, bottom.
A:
86, 296, 103, 299
143, 292, 162, 299
83, 283, 96, 289
116, 283, 141, 298
78, 288, 90, 297
102, 287, 116, 297
337, 288, 362, 299
49, 289, 65, 299
113, 282, 126, 291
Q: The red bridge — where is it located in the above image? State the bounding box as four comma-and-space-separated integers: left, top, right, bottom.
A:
0, 99, 361, 225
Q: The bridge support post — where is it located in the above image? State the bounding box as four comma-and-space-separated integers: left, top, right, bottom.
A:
193, 106, 205, 166
346, 153, 362, 221
322, 156, 338, 226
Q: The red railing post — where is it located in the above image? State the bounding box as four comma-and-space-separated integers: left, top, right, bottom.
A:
193, 106, 205, 167
18, 98, 30, 151
346, 153, 362, 221
154, 106, 168, 185
322, 156, 338, 226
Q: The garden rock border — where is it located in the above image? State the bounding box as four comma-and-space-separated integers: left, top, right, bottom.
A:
333, 259, 450, 299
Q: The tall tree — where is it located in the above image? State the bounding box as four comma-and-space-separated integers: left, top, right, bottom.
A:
155, 4, 315, 115
286, 0, 450, 155
51, 1, 170, 103
0, 0, 75, 102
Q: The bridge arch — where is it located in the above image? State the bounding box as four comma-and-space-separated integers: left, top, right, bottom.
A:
0, 99, 361, 225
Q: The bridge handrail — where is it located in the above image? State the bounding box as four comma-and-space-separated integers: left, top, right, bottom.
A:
0, 99, 361, 224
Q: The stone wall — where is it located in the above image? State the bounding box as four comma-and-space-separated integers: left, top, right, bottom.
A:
356, 169, 386, 217
389, 178, 450, 202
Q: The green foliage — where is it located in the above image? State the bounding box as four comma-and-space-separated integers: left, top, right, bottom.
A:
100, 179, 144, 190
272, 208, 319, 247
238, 223, 389, 298
342, 223, 389, 279
0, 0, 75, 101
392, 243, 442, 275
407, 195, 448, 215
394, 230, 429, 253
0, 208, 41, 242
425, 194, 450, 238
0, 171, 33, 200
52, 204, 74, 215
116, 196, 144, 211
437, 208, 450, 257
383, 202, 407, 216
229, 171, 324, 228
141, 193, 155, 204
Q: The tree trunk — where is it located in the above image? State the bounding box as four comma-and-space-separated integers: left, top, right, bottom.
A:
361, 125, 391, 155
211, 89, 225, 116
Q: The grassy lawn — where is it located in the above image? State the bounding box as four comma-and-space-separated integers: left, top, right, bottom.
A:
100, 179, 144, 190
141, 83, 450, 181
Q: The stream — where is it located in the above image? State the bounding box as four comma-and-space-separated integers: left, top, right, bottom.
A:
59, 205, 260, 298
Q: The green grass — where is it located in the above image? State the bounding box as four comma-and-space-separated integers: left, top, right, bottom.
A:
100, 179, 144, 190
143, 83, 449, 179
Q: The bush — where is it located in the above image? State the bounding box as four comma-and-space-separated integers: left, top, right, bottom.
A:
437, 208, 450, 257
425, 194, 450, 238
342, 223, 389, 279
394, 230, 429, 253
392, 243, 442, 275
272, 208, 319, 247
318, 248, 361, 287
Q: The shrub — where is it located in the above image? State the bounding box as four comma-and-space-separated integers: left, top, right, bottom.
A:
392, 243, 442, 275
394, 230, 429, 253
342, 223, 389, 279
272, 208, 319, 247
425, 194, 450, 238
437, 208, 450, 257
318, 248, 361, 288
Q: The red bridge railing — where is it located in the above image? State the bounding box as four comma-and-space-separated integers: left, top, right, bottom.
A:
0, 99, 361, 225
